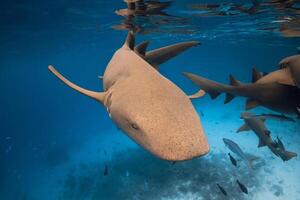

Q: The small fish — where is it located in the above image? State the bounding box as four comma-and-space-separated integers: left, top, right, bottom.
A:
217, 184, 227, 196
200, 111, 204, 117
171, 161, 176, 165
228, 153, 237, 166
103, 165, 108, 176
237, 180, 248, 194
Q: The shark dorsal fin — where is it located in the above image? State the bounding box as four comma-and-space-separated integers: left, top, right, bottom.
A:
245, 98, 260, 110
134, 41, 149, 57
124, 31, 135, 50
229, 75, 241, 86
252, 67, 263, 83
145, 41, 200, 67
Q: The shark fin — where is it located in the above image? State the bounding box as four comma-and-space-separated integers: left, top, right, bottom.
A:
49, 65, 106, 104
123, 31, 135, 50
237, 124, 251, 133
126, 1, 136, 10
145, 41, 200, 67
183, 72, 222, 99
134, 41, 149, 57
252, 67, 263, 83
276, 68, 295, 86
245, 98, 260, 110
224, 93, 235, 104
283, 151, 297, 161
188, 89, 206, 99
229, 75, 241, 86
258, 139, 267, 148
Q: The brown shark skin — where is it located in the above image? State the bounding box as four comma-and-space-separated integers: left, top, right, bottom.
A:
279, 55, 300, 88
184, 73, 300, 115
102, 44, 209, 161
49, 34, 209, 161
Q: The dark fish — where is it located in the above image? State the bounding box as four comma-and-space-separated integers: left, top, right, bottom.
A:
228, 153, 237, 166
237, 180, 248, 194
103, 165, 108, 176
217, 184, 227, 196
171, 161, 176, 165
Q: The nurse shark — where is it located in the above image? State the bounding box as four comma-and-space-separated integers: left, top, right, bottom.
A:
48, 32, 209, 161
183, 67, 300, 115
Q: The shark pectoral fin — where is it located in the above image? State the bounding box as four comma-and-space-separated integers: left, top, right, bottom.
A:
245, 98, 260, 110
237, 124, 250, 133
277, 68, 295, 86
188, 89, 206, 99
258, 139, 267, 148
277, 80, 295, 86
225, 93, 235, 104
145, 41, 200, 67
48, 65, 106, 104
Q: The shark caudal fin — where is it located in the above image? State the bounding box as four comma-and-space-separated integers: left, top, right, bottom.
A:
183, 72, 232, 99
48, 65, 106, 104
282, 151, 297, 161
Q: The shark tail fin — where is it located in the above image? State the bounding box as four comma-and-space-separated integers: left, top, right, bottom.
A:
145, 41, 200, 68
283, 151, 297, 161
183, 72, 228, 99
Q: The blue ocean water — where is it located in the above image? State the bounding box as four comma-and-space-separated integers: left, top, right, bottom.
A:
1, 0, 300, 199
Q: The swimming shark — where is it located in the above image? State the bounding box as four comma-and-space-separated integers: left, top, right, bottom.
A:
48, 32, 209, 161
279, 54, 300, 88
238, 112, 297, 161
223, 138, 256, 168
183, 68, 300, 115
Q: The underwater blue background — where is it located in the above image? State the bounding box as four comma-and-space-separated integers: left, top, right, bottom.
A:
1, 0, 300, 199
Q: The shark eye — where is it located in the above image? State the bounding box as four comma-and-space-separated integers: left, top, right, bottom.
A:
131, 123, 139, 130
